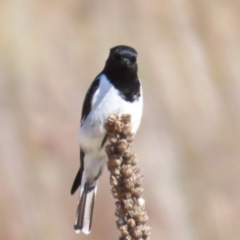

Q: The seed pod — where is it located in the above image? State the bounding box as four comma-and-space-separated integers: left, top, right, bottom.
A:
131, 226, 142, 239
142, 226, 151, 238
111, 167, 121, 175
121, 114, 132, 123
123, 236, 132, 240
110, 137, 118, 144
130, 154, 138, 165
136, 213, 148, 224
105, 145, 112, 155
123, 199, 133, 210
132, 187, 144, 197
117, 139, 128, 153
110, 175, 118, 186
138, 197, 145, 208
122, 124, 132, 136
116, 218, 125, 227
126, 134, 134, 143
132, 166, 140, 173
108, 158, 122, 168
122, 151, 133, 160
119, 225, 129, 237
124, 178, 134, 190
115, 121, 124, 133
127, 218, 136, 228
121, 165, 133, 178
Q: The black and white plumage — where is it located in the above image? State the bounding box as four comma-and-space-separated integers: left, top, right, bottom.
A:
71, 45, 143, 234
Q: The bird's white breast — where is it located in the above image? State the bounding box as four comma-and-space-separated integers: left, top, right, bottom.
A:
79, 74, 143, 153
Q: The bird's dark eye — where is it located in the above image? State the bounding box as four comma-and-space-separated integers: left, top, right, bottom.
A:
130, 56, 136, 63
111, 54, 121, 61
115, 54, 121, 61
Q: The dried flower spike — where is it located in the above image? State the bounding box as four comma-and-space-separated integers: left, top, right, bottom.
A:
105, 114, 150, 240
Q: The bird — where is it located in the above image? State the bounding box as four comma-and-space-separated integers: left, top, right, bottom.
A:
71, 45, 143, 234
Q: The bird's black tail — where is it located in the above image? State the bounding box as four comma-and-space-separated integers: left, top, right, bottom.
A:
74, 172, 97, 234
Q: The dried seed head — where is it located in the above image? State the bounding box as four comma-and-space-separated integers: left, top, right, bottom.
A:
138, 197, 145, 208
132, 187, 144, 197
122, 151, 133, 160
122, 199, 133, 210
124, 178, 134, 190
110, 137, 118, 144
136, 213, 148, 224
131, 226, 142, 239
135, 174, 142, 187
126, 134, 134, 143
127, 210, 135, 218
121, 114, 131, 123
142, 226, 151, 237
132, 166, 140, 173
123, 236, 132, 240
112, 187, 117, 193
114, 121, 124, 133
127, 218, 136, 228
110, 175, 118, 186
112, 192, 119, 199
110, 167, 121, 175
121, 165, 133, 178
122, 124, 132, 136
108, 114, 117, 123
108, 153, 118, 160
132, 208, 142, 219
116, 205, 126, 217
119, 225, 129, 237
108, 158, 122, 168
131, 154, 138, 165
115, 201, 122, 208
105, 114, 150, 239
116, 218, 125, 227
104, 115, 117, 131
144, 237, 150, 240
124, 153, 137, 165
105, 145, 112, 155
117, 140, 128, 153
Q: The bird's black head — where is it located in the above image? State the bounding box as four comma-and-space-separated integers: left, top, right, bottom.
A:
102, 45, 140, 102
103, 45, 138, 77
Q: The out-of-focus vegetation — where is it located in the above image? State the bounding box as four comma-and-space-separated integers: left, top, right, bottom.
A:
1, 1, 240, 240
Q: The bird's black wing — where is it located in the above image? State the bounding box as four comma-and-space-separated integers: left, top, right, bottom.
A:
71, 150, 85, 195
81, 77, 100, 124
71, 77, 100, 195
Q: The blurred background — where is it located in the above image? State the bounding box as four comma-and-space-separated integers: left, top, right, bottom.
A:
1, 0, 240, 240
